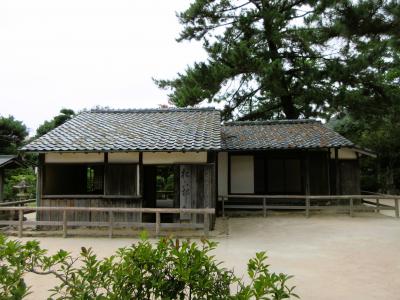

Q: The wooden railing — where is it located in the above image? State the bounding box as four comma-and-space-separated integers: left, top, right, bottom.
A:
219, 195, 400, 218
0, 199, 36, 207
0, 207, 215, 238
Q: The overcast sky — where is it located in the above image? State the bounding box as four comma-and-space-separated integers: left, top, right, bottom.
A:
0, 0, 206, 134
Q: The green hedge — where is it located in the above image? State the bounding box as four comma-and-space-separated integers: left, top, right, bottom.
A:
0, 234, 298, 299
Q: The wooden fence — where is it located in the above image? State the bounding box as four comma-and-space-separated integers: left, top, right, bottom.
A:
219, 195, 400, 218
0, 206, 215, 238
0, 199, 36, 207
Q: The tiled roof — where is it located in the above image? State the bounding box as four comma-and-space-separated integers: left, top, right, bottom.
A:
22, 108, 222, 152
22, 110, 356, 153
0, 155, 27, 168
221, 120, 354, 150
0, 155, 17, 168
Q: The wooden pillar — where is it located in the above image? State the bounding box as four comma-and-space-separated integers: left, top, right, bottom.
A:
304, 152, 310, 218
222, 196, 225, 218
326, 149, 331, 195
155, 212, 160, 236
18, 209, 24, 238
103, 152, 108, 195
214, 152, 219, 218
139, 152, 143, 196
36, 154, 44, 219
138, 152, 143, 223
108, 211, 114, 238
335, 148, 340, 195
0, 169, 4, 202
263, 197, 267, 218
227, 153, 231, 195
349, 198, 354, 217
62, 209, 68, 238
203, 212, 210, 237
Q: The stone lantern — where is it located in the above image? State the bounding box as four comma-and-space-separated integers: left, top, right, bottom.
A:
13, 179, 31, 201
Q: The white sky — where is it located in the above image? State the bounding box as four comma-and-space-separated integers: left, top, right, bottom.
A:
0, 0, 206, 135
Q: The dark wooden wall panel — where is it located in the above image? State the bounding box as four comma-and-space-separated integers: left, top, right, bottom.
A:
38, 198, 142, 223
105, 164, 136, 195
254, 155, 265, 194
340, 160, 361, 194
309, 153, 329, 195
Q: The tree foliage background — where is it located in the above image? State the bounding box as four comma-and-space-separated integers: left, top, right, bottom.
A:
0, 109, 75, 201
36, 108, 75, 138
157, 0, 400, 192
0, 116, 28, 155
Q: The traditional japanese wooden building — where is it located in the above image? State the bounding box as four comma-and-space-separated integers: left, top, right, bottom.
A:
21, 108, 373, 226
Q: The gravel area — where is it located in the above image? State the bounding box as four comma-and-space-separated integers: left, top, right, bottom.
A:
12, 212, 400, 300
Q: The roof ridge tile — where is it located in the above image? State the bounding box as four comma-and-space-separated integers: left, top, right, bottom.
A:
224, 119, 320, 126
87, 107, 217, 113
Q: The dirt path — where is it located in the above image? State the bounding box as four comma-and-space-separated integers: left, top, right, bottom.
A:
14, 213, 400, 300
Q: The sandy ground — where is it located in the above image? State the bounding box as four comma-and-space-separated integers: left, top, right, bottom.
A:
12, 212, 400, 300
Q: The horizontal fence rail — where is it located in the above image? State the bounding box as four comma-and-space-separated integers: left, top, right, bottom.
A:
219, 195, 400, 219
0, 206, 215, 238
0, 199, 36, 207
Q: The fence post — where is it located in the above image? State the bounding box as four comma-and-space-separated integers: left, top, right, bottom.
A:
395, 199, 399, 218
18, 209, 23, 238
155, 212, 161, 236
204, 212, 210, 237
62, 210, 68, 238
263, 198, 267, 218
108, 211, 114, 239
376, 199, 380, 213
222, 196, 225, 218
349, 198, 354, 217
305, 197, 310, 218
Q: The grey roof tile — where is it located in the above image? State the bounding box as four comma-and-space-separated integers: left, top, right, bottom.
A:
22, 108, 222, 152
22, 111, 355, 153
221, 120, 354, 150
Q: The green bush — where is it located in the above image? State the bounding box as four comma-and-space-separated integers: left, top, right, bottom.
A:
0, 234, 298, 299
3, 168, 36, 201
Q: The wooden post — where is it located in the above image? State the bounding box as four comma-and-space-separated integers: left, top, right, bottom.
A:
204, 212, 209, 237
335, 148, 340, 195
263, 198, 266, 218
36, 154, 44, 223
0, 169, 4, 202
108, 211, 114, 238
62, 210, 67, 238
376, 199, 380, 213
139, 152, 143, 196
395, 199, 399, 218
349, 198, 354, 217
18, 209, 23, 238
326, 149, 331, 195
155, 212, 160, 236
305, 152, 311, 218
222, 196, 225, 218
103, 153, 108, 196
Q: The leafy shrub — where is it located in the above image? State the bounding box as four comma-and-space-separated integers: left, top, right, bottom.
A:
0, 234, 298, 299
3, 168, 36, 201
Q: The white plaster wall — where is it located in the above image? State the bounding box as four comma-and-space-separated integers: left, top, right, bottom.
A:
45, 152, 104, 163
330, 148, 358, 160
218, 152, 228, 196
142, 152, 207, 164
108, 152, 139, 163
230, 155, 254, 194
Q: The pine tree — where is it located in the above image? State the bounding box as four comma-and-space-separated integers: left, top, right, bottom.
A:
155, 0, 399, 121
